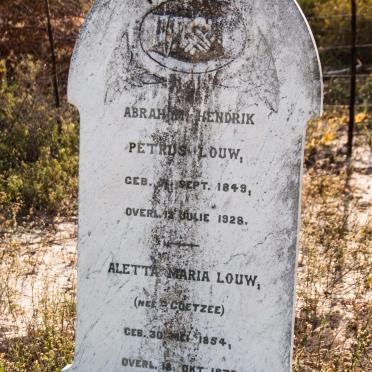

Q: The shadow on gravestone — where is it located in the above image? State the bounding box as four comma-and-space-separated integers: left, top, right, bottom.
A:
64, 0, 322, 371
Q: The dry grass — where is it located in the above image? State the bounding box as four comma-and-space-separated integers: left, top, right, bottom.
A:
0, 220, 77, 371
0, 110, 371, 371
294, 110, 371, 371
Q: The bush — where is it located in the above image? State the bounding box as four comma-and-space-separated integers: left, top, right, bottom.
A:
0, 57, 79, 222
0, 293, 75, 372
299, 0, 372, 69
323, 75, 372, 106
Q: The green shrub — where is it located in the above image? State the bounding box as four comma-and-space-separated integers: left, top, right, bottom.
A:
304, 0, 372, 69
0, 57, 79, 222
323, 75, 372, 106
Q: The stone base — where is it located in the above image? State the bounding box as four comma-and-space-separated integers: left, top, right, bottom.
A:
62, 364, 72, 371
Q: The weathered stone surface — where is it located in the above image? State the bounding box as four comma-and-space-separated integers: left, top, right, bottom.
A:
66, 1, 322, 371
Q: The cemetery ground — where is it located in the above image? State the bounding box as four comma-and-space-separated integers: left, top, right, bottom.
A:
0, 108, 370, 372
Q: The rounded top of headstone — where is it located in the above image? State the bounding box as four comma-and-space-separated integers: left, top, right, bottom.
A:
68, 0, 322, 119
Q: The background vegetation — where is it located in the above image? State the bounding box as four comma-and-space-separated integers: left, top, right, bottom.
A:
0, 0, 371, 371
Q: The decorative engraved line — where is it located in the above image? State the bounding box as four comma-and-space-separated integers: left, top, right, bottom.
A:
165, 241, 200, 249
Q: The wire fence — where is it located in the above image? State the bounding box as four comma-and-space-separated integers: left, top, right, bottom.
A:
305, 2, 371, 157
307, 12, 372, 19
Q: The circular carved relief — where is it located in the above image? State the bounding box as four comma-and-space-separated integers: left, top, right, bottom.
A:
140, 0, 247, 74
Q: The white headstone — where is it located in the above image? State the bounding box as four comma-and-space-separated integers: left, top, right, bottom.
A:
67, 1, 322, 371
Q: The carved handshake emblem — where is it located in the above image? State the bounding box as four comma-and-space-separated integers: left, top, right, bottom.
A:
181, 18, 216, 56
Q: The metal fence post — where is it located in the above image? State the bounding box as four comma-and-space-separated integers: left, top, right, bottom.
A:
347, 0, 357, 159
